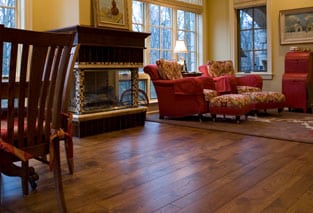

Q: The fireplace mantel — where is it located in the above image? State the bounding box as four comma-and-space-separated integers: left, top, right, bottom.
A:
54, 25, 150, 66
52, 25, 150, 137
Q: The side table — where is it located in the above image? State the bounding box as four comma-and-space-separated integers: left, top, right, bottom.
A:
182, 72, 202, 77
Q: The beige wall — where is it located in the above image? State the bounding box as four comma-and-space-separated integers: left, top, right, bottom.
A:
205, 0, 313, 92
31, 0, 80, 31
205, 0, 231, 61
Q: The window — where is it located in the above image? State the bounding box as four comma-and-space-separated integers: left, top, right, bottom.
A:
132, 0, 203, 101
0, 0, 17, 77
0, 0, 16, 28
232, 0, 272, 79
237, 6, 267, 73
0, 0, 26, 77
0, 0, 26, 28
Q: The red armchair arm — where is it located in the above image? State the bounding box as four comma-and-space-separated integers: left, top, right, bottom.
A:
151, 76, 215, 118
198, 65, 210, 77
198, 64, 263, 92
153, 76, 215, 95
236, 74, 263, 89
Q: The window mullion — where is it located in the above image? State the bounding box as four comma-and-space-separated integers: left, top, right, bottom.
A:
145, 2, 151, 64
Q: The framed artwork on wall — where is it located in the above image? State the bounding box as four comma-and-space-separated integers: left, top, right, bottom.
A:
93, 0, 130, 30
280, 7, 313, 44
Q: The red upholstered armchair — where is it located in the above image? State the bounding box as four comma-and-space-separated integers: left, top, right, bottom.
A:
144, 61, 215, 119
198, 60, 263, 94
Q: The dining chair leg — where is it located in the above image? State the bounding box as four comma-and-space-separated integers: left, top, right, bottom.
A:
0, 173, 2, 206
0, 152, 30, 196
64, 139, 73, 174
53, 140, 67, 213
21, 161, 29, 195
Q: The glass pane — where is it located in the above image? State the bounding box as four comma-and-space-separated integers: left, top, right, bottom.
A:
132, 1, 143, 24
150, 50, 160, 64
150, 84, 157, 99
150, 4, 160, 26
0, 0, 15, 7
240, 51, 253, 73
187, 32, 195, 51
162, 50, 172, 59
162, 28, 172, 49
0, 7, 15, 27
240, 30, 253, 50
132, 24, 143, 32
254, 29, 267, 50
254, 6, 266, 28
2, 42, 10, 76
240, 8, 253, 30
177, 10, 185, 30
150, 27, 160, 48
138, 80, 147, 91
177, 11, 196, 31
186, 12, 195, 31
160, 7, 171, 27
254, 50, 267, 72
177, 30, 185, 40
187, 52, 196, 72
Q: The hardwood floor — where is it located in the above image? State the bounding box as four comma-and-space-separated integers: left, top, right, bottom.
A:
1, 121, 313, 212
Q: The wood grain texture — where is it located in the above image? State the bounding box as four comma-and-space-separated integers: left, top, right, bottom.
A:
1, 121, 313, 213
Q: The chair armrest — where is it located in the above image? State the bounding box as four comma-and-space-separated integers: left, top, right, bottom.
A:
153, 76, 215, 95
198, 65, 210, 77
213, 75, 237, 94
143, 64, 160, 80
236, 74, 263, 89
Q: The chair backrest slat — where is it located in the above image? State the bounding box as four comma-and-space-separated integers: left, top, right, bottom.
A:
0, 25, 75, 151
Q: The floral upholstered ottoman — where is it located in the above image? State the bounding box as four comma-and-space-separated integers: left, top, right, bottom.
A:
208, 94, 252, 123
244, 91, 286, 113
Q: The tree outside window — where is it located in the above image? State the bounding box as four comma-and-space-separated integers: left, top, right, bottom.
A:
0, 0, 16, 77
238, 6, 267, 73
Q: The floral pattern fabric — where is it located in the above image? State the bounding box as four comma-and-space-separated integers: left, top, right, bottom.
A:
203, 89, 218, 102
210, 94, 252, 109
206, 60, 235, 78
237, 85, 262, 94
247, 91, 286, 105
156, 59, 183, 80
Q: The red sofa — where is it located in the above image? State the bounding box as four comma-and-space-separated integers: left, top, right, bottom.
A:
144, 64, 215, 119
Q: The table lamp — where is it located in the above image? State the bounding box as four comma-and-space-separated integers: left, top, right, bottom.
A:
174, 40, 188, 72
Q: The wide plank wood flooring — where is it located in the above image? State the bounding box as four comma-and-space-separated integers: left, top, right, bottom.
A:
1, 121, 313, 212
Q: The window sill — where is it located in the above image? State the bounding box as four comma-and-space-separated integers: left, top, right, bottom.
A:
235, 72, 273, 80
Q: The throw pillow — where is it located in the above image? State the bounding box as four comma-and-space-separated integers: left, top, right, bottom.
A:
207, 60, 235, 78
156, 59, 183, 80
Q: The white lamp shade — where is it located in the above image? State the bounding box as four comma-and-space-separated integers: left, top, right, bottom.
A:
173, 40, 188, 53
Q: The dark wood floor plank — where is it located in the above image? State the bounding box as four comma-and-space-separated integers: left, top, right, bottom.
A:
1, 121, 313, 213
169, 142, 302, 212
213, 147, 313, 212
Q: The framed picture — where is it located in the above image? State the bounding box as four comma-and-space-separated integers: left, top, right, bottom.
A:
93, 0, 130, 30
279, 7, 313, 44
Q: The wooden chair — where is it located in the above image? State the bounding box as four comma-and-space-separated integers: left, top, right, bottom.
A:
0, 25, 77, 212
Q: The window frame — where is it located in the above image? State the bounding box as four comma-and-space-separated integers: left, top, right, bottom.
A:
0, 0, 30, 29
229, 0, 273, 80
132, 0, 203, 102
